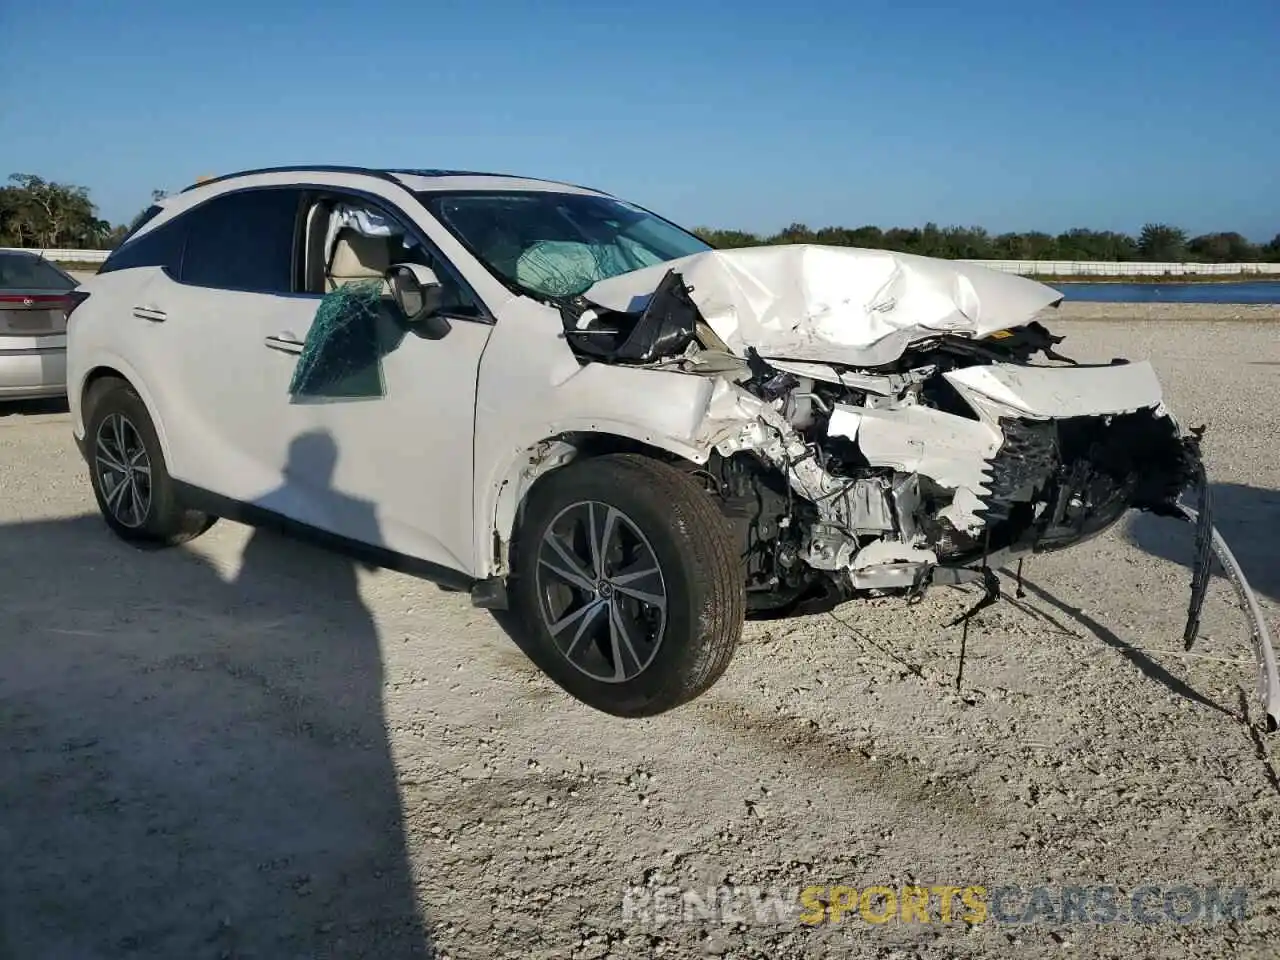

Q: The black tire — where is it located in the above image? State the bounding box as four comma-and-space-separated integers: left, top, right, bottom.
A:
509, 453, 745, 717
83, 377, 216, 547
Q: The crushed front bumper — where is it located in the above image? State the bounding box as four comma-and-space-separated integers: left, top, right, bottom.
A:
921, 362, 1278, 731
939, 446, 1280, 733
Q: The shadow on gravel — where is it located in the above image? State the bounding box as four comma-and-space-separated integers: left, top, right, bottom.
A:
0, 433, 433, 958
1237, 689, 1280, 795
1125, 481, 1280, 605
1012, 576, 1238, 720
488, 607, 536, 659
0, 396, 69, 417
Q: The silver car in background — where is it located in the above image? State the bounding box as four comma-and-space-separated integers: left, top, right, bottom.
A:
0, 250, 78, 399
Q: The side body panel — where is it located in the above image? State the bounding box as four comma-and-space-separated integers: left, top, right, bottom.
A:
68, 270, 161, 446
137, 272, 321, 502
70, 173, 514, 578
265, 304, 496, 574
469, 295, 719, 577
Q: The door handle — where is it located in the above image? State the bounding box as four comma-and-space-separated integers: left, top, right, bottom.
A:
132, 306, 168, 322
264, 334, 304, 355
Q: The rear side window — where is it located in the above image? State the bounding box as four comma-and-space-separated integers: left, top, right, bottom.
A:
180, 188, 304, 293
121, 204, 164, 244
99, 218, 185, 276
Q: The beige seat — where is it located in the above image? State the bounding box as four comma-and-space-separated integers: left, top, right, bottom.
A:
326, 229, 393, 294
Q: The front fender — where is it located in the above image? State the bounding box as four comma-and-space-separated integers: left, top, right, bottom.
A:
473, 365, 722, 578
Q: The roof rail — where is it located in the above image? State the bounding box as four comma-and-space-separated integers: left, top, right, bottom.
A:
384, 168, 611, 195
178, 165, 403, 193
178, 165, 613, 197
384, 168, 512, 178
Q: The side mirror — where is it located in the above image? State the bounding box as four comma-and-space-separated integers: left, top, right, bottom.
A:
386, 263, 443, 321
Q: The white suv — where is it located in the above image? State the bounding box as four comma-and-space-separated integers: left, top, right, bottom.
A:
66, 166, 1278, 726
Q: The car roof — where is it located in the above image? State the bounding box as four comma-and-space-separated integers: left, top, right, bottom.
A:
177, 165, 611, 198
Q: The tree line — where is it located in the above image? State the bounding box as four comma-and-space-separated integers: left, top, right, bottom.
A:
0, 174, 167, 251
0, 174, 124, 249
693, 222, 1280, 263
3, 171, 1278, 263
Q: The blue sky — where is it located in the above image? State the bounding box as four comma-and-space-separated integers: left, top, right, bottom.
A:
3, 0, 1277, 239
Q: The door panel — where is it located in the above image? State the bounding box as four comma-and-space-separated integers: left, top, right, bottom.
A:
141, 269, 320, 503
143, 266, 493, 578
248, 189, 495, 575
264, 293, 492, 575
126, 186, 311, 502
129, 181, 493, 577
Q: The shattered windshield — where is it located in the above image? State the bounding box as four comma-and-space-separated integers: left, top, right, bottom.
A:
418, 191, 711, 298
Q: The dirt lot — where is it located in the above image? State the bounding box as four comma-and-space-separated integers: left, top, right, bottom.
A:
2, 314, 1278, 959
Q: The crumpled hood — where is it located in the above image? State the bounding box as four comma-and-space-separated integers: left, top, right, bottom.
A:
582, 244, 1064, 367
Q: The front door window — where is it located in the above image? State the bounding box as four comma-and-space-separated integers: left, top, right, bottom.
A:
289, 197, 483, 401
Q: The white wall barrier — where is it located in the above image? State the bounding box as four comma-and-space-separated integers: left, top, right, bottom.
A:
5, 248, 1280, 276
1, 247, 112, 264
955, 260, 1280, 277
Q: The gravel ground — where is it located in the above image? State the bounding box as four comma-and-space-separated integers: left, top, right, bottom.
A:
1052, 301, 1280, 322
2, 310, 1278, 960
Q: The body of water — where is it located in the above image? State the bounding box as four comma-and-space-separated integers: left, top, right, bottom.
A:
1055, 281, 1280, 304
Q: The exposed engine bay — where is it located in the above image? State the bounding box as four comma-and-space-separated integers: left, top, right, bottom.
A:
543, 245, 1278, 729
564, 282, 1197, 612
712, 342, 1197, 612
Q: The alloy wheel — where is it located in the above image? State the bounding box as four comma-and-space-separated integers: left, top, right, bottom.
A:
94, 413, 152, 528
535, 500, 668, 683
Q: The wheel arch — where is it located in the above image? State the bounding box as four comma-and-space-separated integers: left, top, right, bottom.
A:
482, 428, 712, 578
78, 362, 174, 469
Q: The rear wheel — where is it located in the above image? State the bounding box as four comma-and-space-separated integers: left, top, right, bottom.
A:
509, 453, 745, 717
84, 378, 216, 546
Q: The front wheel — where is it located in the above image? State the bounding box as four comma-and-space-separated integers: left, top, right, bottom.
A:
509, 453, 745, 717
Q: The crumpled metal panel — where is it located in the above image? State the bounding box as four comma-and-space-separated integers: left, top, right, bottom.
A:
582, 243, 1064, 367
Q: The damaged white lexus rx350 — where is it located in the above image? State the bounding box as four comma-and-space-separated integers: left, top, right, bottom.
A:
66, 166, 1278, 728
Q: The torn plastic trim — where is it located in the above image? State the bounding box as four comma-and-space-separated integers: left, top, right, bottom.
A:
1180, 501, 1280, 733
491, 439, 578, 575
557, 268, 700, 364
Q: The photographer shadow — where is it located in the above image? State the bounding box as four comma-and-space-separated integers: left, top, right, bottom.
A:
0, 429, 432, 958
